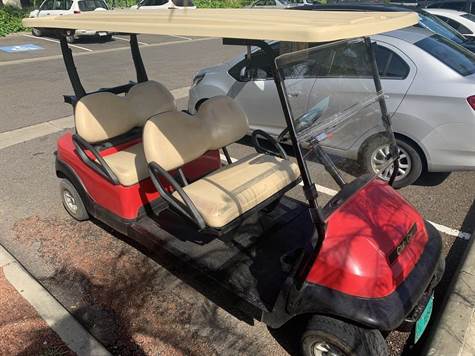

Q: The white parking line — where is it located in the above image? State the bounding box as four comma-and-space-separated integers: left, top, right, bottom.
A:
22, 34, 94, 52
0, 37, 214, 67
168, 34, 192, 41
112, 36, 149, 46
0, 245, 111, 355
219, 154, 472, 240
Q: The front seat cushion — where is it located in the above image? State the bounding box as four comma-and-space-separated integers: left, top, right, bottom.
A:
172, 153, 300, 228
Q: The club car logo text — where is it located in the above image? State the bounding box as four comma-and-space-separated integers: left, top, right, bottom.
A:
389, 223, 417, 264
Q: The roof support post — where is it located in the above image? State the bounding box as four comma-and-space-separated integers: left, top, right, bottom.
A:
60, 36, 86, 100
364, 37, 399, 186
130, 34, 148, 83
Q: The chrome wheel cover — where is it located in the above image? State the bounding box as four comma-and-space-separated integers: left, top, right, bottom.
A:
312, 341, 344, 356
63, 190, 78, 213
370, 144, 411, 182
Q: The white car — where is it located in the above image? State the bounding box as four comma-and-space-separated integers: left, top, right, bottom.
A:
249, 0, 315, 9
425, 8, 475, 38
131, 0, 196, 10
189, 27, 475, 188
29, 0, 111, 43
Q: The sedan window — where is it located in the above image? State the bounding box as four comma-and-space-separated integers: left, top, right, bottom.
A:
78, 0, 108, 10
54, 0, 72, 10
40, 0, 55, 10
375, 45, 410, 79
229, 42, 318, 81
444, 17, 472, 34
419, 12, 466, 45
462, 13, 475, 21
416, 34, 475, 76
140, 0, 168, 6
172, 0, 194, 5
429, 1, 466, 11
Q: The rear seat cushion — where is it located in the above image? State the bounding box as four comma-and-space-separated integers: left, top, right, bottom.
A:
75, 80, 176, 144
144, 111, 209, 172
100, 143, 149, 187
172, 153, 300, 228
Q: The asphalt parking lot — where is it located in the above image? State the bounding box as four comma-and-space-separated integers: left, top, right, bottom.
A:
0, 32, 474, 355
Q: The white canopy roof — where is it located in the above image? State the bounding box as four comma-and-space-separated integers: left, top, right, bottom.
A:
23, 9, 418, 43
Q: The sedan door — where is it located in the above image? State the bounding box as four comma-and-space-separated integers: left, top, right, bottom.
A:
227, 43, 317, 136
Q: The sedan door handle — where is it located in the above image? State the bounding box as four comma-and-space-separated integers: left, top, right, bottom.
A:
288, 92, 299, 98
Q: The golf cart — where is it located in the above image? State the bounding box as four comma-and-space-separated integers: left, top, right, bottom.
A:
24, 10, 445, 355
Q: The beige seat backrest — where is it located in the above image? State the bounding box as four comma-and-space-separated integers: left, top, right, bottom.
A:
75, 80, 176, 144
144, 96, 249, 171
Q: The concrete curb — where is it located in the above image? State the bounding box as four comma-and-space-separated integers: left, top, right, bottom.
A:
426, 231, 475, 356
0, 245, 111, 356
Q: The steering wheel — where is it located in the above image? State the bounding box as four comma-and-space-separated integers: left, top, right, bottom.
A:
277, 96, 330, 143
252, 130, 288, 160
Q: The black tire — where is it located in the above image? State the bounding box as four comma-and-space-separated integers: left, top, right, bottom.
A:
100, 34, 113, 42
59, 179, 89, 221
195, 98, 208, 112
65, 31, 75, 44
32, 28, 43, 37
301, 315, 388, 356
361, 136, 423, 189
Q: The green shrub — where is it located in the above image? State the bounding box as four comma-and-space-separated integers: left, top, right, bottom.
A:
194, 0, 252, 8
0, 6, 28, 37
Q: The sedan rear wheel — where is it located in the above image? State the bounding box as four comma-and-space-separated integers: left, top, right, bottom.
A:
362, 136, 423, 188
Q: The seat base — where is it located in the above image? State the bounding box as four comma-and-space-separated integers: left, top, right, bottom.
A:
173, 153, 301, 229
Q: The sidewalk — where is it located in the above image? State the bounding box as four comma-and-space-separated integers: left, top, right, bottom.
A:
0, 245, 111, 356
426, 231, 475, 356
0, 267, 75, 355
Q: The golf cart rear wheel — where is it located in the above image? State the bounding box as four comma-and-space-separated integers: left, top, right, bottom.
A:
301, 315, 388, 356
361, 136, 423, 189
60, 179, 89, 221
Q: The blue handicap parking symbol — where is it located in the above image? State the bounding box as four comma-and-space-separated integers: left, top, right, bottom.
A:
0, 44, 44, 53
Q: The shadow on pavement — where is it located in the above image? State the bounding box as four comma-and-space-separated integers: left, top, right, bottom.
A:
413, 172, 451, 187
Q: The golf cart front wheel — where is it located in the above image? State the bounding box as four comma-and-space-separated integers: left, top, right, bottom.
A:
60, 179, 89, 221
301, 315, 388, 356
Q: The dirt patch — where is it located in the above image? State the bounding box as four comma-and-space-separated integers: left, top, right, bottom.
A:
0, 269, 74, 356
13, 216, 287, 356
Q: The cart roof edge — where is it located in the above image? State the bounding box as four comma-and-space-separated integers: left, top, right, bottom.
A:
22, 9, 418, 43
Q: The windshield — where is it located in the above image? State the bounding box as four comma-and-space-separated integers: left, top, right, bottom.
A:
419, 11, 467, 44
275, 39, 397, 192
78, 0, 108, 10
416, 34, 475, 76
462, 13, 475, 22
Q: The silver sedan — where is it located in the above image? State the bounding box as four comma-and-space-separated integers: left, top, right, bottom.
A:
188, 27, 475, 187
